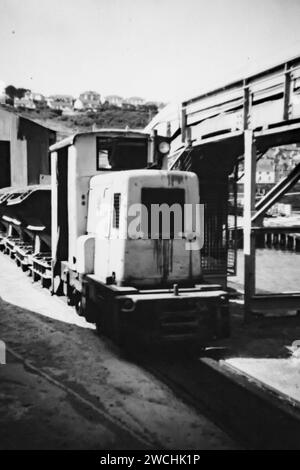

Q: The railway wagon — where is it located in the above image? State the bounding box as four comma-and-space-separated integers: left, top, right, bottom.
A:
0, 129, 230, 347
0, 186, 51, 279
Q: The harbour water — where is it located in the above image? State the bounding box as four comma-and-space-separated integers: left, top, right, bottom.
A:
231, 248, 300, 294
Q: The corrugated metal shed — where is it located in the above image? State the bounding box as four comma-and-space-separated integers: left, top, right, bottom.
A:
0, 106, 56, 188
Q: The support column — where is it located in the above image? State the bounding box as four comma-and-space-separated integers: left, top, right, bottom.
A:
181, 107, 187, 143
283, 63, 291, 121
243, 130, 257, 321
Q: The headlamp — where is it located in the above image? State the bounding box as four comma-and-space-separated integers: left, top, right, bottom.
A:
158, 141, 170, 154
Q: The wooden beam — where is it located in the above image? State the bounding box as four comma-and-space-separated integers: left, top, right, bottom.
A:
243, 130, 257, 321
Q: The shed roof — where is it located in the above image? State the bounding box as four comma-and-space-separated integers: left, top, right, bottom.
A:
0, 105, 57, 134
50, 128, 149, 152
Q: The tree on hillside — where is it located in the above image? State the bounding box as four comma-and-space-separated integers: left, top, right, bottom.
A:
5, 85, 29, 101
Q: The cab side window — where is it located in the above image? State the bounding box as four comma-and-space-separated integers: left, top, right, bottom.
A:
113, 193, 121, 229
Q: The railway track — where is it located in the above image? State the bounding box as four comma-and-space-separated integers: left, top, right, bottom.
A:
0, 252, 236, 450
5, 345, 160, 450
6, 312, 300, 450
3, 275, 300, 449
1, 253, 300, 449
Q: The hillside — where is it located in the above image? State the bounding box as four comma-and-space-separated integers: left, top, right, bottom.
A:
13, 105, 159, 139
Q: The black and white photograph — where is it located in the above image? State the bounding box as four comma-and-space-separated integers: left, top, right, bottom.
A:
0, 0, 300, 456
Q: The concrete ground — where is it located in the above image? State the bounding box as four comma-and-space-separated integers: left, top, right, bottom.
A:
225, 356, 300, 403
217, 299, 300, 358
0, 252, 237, 450
0, 352, 142, 450
214, 299, 300, 405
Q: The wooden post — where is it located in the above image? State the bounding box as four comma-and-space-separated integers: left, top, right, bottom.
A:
243, 81, 250, 130
243, 130, 257, 321
283, 63, 291, 121
166, 121, 171, 138
147, 129, 157, 166
181, 107, 187, 143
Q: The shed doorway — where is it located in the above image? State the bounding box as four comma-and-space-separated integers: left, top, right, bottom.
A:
0, 141, 11, 188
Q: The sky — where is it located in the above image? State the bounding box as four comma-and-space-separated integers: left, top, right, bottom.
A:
1, 0, 300, 103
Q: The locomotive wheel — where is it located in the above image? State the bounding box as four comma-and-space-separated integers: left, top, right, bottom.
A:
66, 286, 75, 305
67, 287, 80, 307
75, 291, 84, 316
75, 291, 96, 322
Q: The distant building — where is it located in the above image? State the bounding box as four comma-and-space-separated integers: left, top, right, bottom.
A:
143, 101, 166, 110
14, 91, 36, 110
144, 101, 158, 108
124, 96, 145, 107
73, 98, 84, 111
105, 95, 123, 107
256, 159, 275, 184
271, 146, 300, 182
0, 80, 6, 104
47, 94, 74, 111
238, 147, 300, 188
0, 107, 56, 187
238, 157, 276, 185
31, 92, 45, 103
275, 160, 290, 182
79, 91, 100, 110
31, 92, 47, 108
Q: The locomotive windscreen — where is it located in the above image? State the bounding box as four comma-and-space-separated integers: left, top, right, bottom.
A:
141, 188, 185, 239
96, 137, 148, 170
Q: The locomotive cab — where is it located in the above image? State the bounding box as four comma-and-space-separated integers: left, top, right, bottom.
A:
50, 130, 170, 290
72, 169, 229, 346
77, 170, 202, 288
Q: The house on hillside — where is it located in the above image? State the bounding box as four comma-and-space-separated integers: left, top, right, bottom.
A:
78, 91, 101, 110
256, 159, 276, 184
14, 91, 36, 110
0, 81, 6, 104
237, 156, 275, 192
31, 92, 47, 109
104, 95, 123, 107
47, 94, 74, 112
74, 98, 84, 111
14, 91, 46, 110
124, 96, 145, 107
0, 107, 56, 188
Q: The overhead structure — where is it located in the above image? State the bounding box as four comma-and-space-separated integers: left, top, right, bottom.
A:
147, 54, 300, 317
